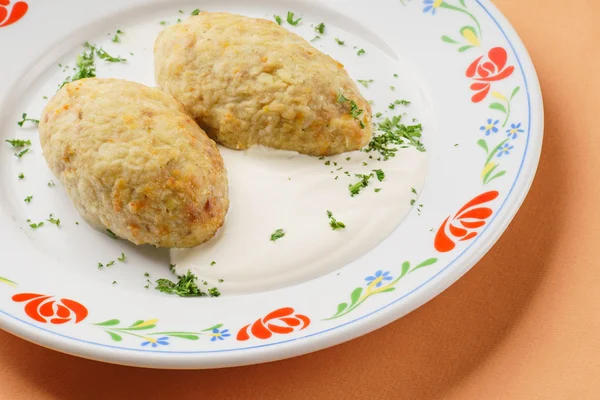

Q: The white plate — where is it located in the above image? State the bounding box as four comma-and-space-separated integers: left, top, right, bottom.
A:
0, 0, 542, 369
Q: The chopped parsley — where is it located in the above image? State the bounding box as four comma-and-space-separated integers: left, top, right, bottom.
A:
106, 261, 115, 267
324, 160, 331, 166
287, 11, 301, 25
337, 92, 365, 128
311, 36, 320, 42
357, 49, 366, 56
357, 79, 374, 88
177, 18, 182, 23
274, 15, 282, 25
112, 281, 117, 285
349, 173, 373, 197
42, 96, 48, 99
411, 187, 417, 195
47, 180, 56, 187
112, 29, 124, 43
389, 99, 411, 109
315, 22, 325, 34
270, 228, 285, 242
17, 113, 39, 127
346, 156, 351, 161
169, 263, 176, 274
210, 261, 216, 266
98, 262, 103, 269
410, 199, 416, 206
29, 221, 43, 229
335, 38, 345, 45
144, 272, 150, 277
18, 173, 24, 179
145, 279, 151, 289
218, 279, 224, 283
155, 270, 219, 297
61, 43, 96, 87
24, 195, 32, 203
390, 86, 396, 90
160, 21, 166, 25
5, 139, 31, 147
96, 47, 127, 62
179, 9, 184, 13
373, 169, 385, 181
14, 149, 29, 158
375, 112, 382, 118
363, 114, 425, 159
118, 253, 126, 262
191, 8, 201, 16
394, 73, 399, 78
106, 229, 118, 239
374, 188, 382, 193
47, 213, 60, 227
326, 210, 346, 230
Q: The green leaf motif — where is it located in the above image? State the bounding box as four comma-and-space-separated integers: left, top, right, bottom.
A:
350, 287, 363, 307
201, 324, 223, 332
441, 35, 459, 44
380, 287, 395, 293
489, 102, 507, 114
459, 0, 467, 7
411, 258, 438, 273
121, 324, 156, 331
94, 319, 120, 326
162, 333, 200, 340
483, 164, 500, 184
477, 139, 489, 153
487, 170, 506, 183
335, 302, 348, 316
510, 86, 521, 100
130, 320, 145, 327
400, 261, 411, 278
458, 45, 474, 52
106, 331, 123, 341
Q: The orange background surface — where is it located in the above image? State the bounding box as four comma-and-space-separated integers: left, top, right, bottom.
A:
1, 0, 599, 398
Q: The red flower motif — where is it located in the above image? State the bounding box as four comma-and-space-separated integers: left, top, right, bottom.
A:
236, 307, 310, 341
434, 191, 499, 253
466, 47, 514, 103
12, 293, 88, 324
0, 1, 28, 28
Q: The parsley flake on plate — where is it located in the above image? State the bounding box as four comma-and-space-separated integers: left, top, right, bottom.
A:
106, 261, 115, 267
274, 14, 282, 25
191, 8, 201, 16
337, 92, 365, 128
357, 49, 366, 56
349, 173, 373, 197
315, 22, 325, 34
29, 221, 43, 229
24, 196, 32, 203
155, 270, 219, 297
5, 139, 31, 148
357, 79, 374, 88
14, 149, 29, 158
106, 229, 118, 239
47, 214, 60, 227
118, 252, 126, 262
363, 114, 425, 159
287, 11, 301, 25
18, 173, 24, 180
47, 180, 56, 187
373, 169, 385, 181
326, 210, 346, 230
17, 113, 39, 127
210, 261, 216, 266
270, 228, 285, 242
335, 37, 345, 45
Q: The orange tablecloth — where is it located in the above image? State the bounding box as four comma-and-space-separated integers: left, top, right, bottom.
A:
1, 1, 599, 398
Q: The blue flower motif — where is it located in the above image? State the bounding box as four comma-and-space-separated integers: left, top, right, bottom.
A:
423, 0, 443, 15
365, 270, 393, 287
497, 143, 514, 158
506, 122, 524, 139
141, 336, 169, 348
210, 328, 231, 342
479, 118, 500, 136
